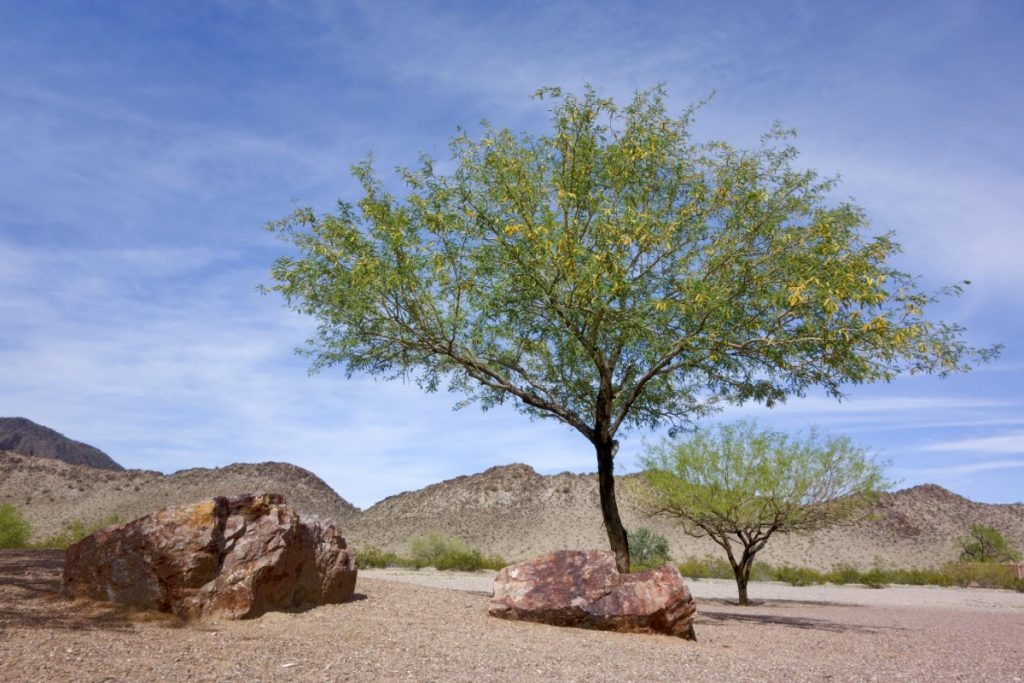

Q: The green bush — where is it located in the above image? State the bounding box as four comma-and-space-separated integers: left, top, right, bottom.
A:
859, 568, 888, 589
940, 561, 1018, 589
407, 533, 506, 572
771, 565, 826, 586
356, 546, 406, 569
0, 503, 32, 548
35, 514, 122, 550
676, 555, 734, 580
826, 563, 862, 585
627, 527, 670, 570
886, 567, 952, 587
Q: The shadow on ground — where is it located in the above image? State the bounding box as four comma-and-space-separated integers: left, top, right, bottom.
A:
698, 606, 903, 634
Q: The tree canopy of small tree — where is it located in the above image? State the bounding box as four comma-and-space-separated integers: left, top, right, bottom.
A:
959, 523, 1021, 564
637, 421, 890, 604
265, 85, 997, 572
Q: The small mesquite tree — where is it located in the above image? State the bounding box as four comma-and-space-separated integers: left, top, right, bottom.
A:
959, 524, 1021, 563
638, 421, 889, 604
265, 86, 997, 572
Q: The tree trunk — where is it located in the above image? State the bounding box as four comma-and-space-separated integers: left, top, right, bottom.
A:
732, 552, 754, 605
596, 438, 630, 573
734, 567, 750, 605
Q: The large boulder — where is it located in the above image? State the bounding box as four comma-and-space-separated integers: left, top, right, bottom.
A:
61, 493, 357, 620
489, 550, 696, 639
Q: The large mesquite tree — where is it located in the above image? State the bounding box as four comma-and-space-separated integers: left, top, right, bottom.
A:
266, 86, 997, 572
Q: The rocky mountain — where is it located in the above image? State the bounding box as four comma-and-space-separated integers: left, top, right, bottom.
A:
0, 417, 124, 471
0, 451, 357, 541
4, 436, 1021, 571
344, 463, 1024, 571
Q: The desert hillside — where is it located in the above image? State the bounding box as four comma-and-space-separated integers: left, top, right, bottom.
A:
3, 446, 1022, 571
0, 451, 357, 541
0, 417, 124, 471
345, 463, 1024, 571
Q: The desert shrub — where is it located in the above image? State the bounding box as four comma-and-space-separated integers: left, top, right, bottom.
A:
676, 555, 734, 580
886, 567, 952, 587
771, 565, 826, 586
35, 514, 122, 550
746, 561, 775, 582
858, 568, 888, 589
826, 563, 862, 585
940, 561, 1018, 589
356, 546, 405, 569
0, 503, 32, 548
627, 527, 670, 570
407, 533, 506, 572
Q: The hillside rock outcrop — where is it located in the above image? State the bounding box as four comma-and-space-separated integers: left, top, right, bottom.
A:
61, 493, 357, 620
489, 550, 697, 639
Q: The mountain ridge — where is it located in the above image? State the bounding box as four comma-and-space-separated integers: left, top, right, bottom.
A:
0, 417, 124, 471
3, 448, 1021, 571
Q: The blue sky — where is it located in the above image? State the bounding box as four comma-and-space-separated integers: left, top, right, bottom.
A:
1, 1, 1021, 508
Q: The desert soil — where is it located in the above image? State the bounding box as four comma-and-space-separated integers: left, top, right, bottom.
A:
2, 551, 1023, 682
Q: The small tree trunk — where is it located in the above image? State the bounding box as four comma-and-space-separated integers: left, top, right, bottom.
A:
736, 574, 749, 605
596, 438, 630, 573
732, 551, 755, 605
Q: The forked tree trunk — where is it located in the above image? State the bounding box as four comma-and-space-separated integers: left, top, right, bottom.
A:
595, 438, 630, 573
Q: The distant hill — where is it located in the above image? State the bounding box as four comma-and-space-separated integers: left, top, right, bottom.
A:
5, 438, 1022, 570
0, 417, 123, 471
345, 463, 1024, 571
0, 451, 358, 541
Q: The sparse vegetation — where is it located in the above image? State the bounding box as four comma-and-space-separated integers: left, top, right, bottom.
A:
627, 527, 670, 570
356, 546, 407, 569
0, 503, 32, 548
34, 514, 123, 550
356, 535, 506, 572
408, 533, 507, 571
674, 555, 1022, 592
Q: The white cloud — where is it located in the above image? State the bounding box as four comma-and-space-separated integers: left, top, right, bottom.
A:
913, 460, 1024, 477
917, 433, 1024, 455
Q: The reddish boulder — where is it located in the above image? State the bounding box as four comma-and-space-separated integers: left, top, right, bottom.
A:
489, 550, 696, 639
61, 493, 357, 620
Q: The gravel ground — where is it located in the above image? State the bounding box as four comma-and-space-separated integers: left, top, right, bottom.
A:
2, 550, 1023, 682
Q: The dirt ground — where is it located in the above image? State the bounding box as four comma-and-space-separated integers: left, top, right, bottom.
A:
1, 550, 1022, 682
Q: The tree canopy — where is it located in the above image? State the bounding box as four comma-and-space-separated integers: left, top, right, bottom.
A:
959, 523, 1021, 564
637, 420, 889, 603
265, 85, 997, 571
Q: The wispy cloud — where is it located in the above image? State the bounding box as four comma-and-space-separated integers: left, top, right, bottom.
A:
1, 0, 1020, 507
917, 433, 1024, 455
913, 460, 1024, 477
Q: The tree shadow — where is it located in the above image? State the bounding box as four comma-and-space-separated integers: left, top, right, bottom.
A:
698, 596, 861, 608
699, 608, 901, 634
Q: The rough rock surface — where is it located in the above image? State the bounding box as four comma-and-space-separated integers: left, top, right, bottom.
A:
61, 493, 357, 619
488, 549, 696, 639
